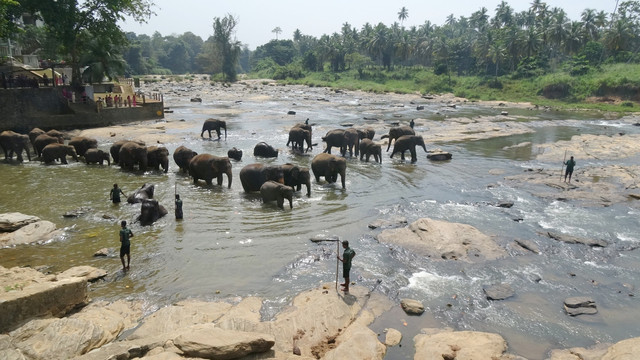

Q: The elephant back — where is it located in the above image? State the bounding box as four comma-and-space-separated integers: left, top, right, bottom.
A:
34, 134, 61, 156
240, 163, 284, 192
111, 140, 145, 164
28, 128, 45, 147
173, 145, 198, 171
69, 136, 98, 157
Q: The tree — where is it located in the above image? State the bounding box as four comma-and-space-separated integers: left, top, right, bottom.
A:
272, 26, 282, 40
398, 7, 409, 26
213, 14, 242, 82
21, 0, 155, 87
0, 0, 20, 39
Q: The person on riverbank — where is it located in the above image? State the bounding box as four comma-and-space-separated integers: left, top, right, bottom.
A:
175, 194, 183, 220
337, 240, 356, 292
119, 220, 133, 271
564, 156, 576, 183
110, 183, 126, 204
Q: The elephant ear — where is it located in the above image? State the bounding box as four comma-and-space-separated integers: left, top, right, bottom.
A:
291, 166, 300, 178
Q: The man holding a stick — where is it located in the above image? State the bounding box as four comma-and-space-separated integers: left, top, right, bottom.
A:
337, 240, 356, 292
564, 155, 576, 183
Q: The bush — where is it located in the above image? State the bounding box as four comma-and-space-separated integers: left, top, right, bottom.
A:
542, 82, 571, 99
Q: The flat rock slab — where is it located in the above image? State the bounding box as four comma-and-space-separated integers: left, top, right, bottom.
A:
414, 330, 508, 359
385, 328, 402, 346
377, 218, 507, 262
0, 212, 40, 232
174, 323, 275, 359
427, 152, 452, 161
564, 296, 597, 316
0, 220, 61, 246
545, 232, 608, 247
483, 283, 515, 300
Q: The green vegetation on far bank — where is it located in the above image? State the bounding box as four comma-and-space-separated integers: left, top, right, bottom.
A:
255, 63, 640, 113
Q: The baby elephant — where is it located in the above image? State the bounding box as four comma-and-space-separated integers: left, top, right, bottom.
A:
84, 148, 111, 165
260, 180, 294, 209
254, 142, 278, 158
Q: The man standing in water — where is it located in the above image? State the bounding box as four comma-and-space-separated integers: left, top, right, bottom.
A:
337, 240, 356, 292
175, 194, 183, 220
564, 156, 576, 183
110, 183, 126, 204
119, 220, 133, 271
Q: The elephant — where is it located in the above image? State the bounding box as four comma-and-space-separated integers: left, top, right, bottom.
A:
137, 199, 168, 226
147, 146, 170, 173
390, 135, 428, 163
200, 118, 227, 139
357, 127, 375, 140
0, 130, 31, 162
239, 163, 284, 192
280, 163, 311, 196
68, 136, 98, 157
46, 129, 66, 143
127, 183, 155, 204
110, 139, 145, 165
321, 129, 346, 154
260, 180, 294, 209
342, 128, 360, 157
173, 145, 198, 173
253, 142, 279, 158
381, 125, 415, 151
119, 141, 148, 171
311, 153, 347, 189
41, 143, 78, 164
28, 128, 45, 150
227, 147, 243, 161
359, 139, 382, 163
188, 154, 233, 188
84, 148, 110, 165
33, 134, 61, 157
286, 124, 313, 152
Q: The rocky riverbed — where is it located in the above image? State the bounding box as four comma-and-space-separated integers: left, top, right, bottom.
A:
2, 76, 640, 359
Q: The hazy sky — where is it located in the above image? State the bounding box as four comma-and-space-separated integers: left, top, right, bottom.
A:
119, 0, 617, 49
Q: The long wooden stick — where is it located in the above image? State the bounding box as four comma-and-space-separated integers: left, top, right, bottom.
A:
336, 240, 340, 290
560, 150, 567, 181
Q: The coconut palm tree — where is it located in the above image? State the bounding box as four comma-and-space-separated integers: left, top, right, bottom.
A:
398, 7, 409, 26
272, 27, 282, 40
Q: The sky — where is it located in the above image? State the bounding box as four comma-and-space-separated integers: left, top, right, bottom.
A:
119, 0, 618, 50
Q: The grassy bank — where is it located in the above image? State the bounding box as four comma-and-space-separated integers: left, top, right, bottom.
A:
260, 63, 640, 113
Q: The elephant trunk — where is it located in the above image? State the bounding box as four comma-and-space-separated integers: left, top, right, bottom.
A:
224, 126, 227, 139
106, 156, 111, 166
421, 143, 428, 153
162, 158, 169, 173
304, 181, 311, 197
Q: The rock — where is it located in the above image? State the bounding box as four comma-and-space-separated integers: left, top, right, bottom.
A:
544, 231, 608, 247
385, 328, 402, 346
57, 266, 107, 282
0, 213, 40, 232
376, 218, 507, 262
514, 239, 540, 254
173, 323, 275, 359
495, 201, 514, 208
414, 329, 509, 360
601, 337, 640, 359
323, 323, 386, 360
564, 296, 597, 316
0, 266, 88, 332
288, 110, 296, 115
416, 105, 424, 110
400, 299, 424, 315
368, 217, 408, 229
62, 207, 91, 218
501, 111, 509, 116
127, 300, 232, 340
190, 97, 201, 102
483, 283, 515, 300
340, 122, 354, 127
427, 151, 452, 161
628, 193, 640, 200
0, 220, 61, 247
93, 248, 111, 257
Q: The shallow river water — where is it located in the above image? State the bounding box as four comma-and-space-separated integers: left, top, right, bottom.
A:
1, 83, 640, 359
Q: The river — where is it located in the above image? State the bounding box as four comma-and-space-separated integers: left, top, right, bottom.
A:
1, 81, 639, 359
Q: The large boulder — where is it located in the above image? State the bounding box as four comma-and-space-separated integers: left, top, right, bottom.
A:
0, 220, 61, 246
414, 329, 509, 360
0, 213, 40, 232
173, 323, 275, 359
377, 218, 507, 262
322, 323, 386, 360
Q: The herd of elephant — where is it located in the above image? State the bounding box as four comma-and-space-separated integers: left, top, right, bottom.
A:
0, 119, 427, 211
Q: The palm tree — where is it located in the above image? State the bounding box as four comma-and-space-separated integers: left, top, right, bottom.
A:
398, 7, 409, 26
272, 27, 282, 40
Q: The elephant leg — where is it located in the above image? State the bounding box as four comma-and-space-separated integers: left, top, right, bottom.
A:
206, 178, 213, 185
217, 174, 223, 186
61, 157, 68, 164
400, 151, 405, 160
410, 148, 417, 163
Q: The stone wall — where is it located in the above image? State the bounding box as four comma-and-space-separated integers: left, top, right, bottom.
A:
0, 87, 164, 133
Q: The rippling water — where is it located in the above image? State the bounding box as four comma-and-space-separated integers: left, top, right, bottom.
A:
1, 85, 639, 359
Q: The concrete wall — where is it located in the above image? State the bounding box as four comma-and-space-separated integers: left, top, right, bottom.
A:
0, 87, 164, 133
